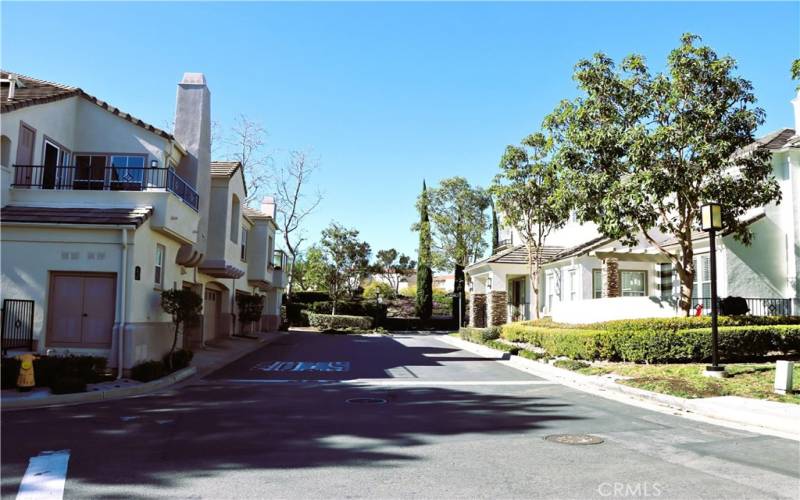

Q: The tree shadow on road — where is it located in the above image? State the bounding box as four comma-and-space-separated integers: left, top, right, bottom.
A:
1, 381, 581, 496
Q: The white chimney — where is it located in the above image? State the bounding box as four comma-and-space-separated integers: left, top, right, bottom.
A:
174, 72, 211, 264
260, 196, 276, 218
7, 74, 16, 99
792, 89, 800, 135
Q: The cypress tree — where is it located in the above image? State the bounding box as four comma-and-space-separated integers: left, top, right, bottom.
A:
416, 181, 433, 321
490, 197, 499, 252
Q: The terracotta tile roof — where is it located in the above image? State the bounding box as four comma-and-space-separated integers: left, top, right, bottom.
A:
551, 236, 612, 260
0, 206, 153, 227
1, 70, 174, 140
735, 128, 798, 157
242, 206, 271, 219
210, 161, 241, 177
468, 244, 565, 270
658, 212, 766, 247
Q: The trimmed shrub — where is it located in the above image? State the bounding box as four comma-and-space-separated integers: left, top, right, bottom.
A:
459, 327, 501, 343
484, 340, 520, 355
163, 349, 194, 372
50, 376, 87, 395
307, 313, 373, 331
131, 360, 166, 382
553, 359, 590, 371
502, 321, 800, 363
1, 357, 21, 389
289, 291, 330, 304
363, 281, 395, 300
382, 317, 457, 331
33, 355, 107, 388
517, 349, 547, 361
720, 297, 749, 316
309, 300, 387, 320
286, 302, 310, 326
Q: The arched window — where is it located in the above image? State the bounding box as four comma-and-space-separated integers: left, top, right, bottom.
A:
0, 135, 11, 168
230, 194, 240, 243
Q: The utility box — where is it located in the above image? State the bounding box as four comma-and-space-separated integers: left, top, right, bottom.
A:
774, 360, 794, 395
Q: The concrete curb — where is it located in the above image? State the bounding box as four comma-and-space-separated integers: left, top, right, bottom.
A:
438, 334, 800, 440
1, 366, 197, 411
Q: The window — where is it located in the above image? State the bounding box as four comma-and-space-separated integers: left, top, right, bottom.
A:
155, 244, 165, 287
569, 269, 577, 301
659, 263, 674, 300
230, 195, 240, 243
110, 155, 145, 188
693, 255, 711, 300
546, 273, 554, 311
0, 135, 10, 168
620, 270, 646, 297
592, 269, 602, 299
241, 228, 248, 261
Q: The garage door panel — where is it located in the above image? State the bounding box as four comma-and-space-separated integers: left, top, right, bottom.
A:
49, 276, 84, 345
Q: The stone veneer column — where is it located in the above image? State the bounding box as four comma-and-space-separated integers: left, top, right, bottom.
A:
489, 291, 508, 326
470, 293, 486, 328
602, 258, 620, 298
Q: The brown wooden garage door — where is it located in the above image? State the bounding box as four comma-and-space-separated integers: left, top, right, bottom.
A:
48, 272, 116, 348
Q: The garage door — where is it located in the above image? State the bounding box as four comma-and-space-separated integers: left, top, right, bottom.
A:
48, 273, 116, 348
205, 289, 222, 340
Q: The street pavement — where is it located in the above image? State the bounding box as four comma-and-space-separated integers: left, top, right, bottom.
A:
2, 332, 798, 499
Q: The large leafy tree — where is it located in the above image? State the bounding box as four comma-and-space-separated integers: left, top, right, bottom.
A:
374, 248, 416, 295
292, 245, 330, 292
491, 133, 571, 319
425, 177, 491, 270
415, 181, 433, 320
320, 223, 371, 314
544, 33, 780, 314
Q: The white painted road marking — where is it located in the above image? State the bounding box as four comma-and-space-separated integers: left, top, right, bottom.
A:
17, 450, 70, 500
254, 361, 350, 372
222, 379, 554, 386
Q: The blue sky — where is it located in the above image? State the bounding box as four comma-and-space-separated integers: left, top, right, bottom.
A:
3, 2, 798, 261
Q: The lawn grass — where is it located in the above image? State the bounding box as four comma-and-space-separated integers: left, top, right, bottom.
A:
568, 362, 800, 404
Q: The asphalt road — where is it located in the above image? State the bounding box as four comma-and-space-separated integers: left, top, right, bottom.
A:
2, 332, 799, 499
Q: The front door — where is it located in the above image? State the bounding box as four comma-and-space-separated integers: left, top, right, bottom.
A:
14, 124, 35, 186
48, 273, 116, 348
205, 289, 221, 341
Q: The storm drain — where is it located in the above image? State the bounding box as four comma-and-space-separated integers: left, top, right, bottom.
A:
544, 434, 604, 445
346, 397, 387, 405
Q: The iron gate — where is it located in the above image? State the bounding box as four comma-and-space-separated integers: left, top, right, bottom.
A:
1, 299, 34, 354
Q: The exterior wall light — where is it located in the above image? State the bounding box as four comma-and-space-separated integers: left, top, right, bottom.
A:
150, 159, 159, 168
701, 202, 723, 231
486, 277, 492, 291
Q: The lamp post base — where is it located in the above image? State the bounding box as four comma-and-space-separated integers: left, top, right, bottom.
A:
703, 365, 727, 378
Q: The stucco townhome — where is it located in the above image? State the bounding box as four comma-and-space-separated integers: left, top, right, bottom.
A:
0, 70, 286, 374
467, 89, 800, 327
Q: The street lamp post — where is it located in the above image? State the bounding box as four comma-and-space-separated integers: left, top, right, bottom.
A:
701, 202, 725, 377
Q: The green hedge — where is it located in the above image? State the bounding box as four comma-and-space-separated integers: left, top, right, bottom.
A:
309, 300, 387, 320
307, 313, 373, 331
458, 327, 501, 344
500, 322, 800, 363
520, 315, 800, 332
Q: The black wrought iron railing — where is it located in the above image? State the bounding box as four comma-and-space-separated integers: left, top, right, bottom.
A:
12, 165, 199, 211
1, 299, 34, 354
691, 297, 792, 316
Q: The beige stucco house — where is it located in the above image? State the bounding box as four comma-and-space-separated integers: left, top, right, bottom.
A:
467, 91, 800, 326
0, 71, 285, 374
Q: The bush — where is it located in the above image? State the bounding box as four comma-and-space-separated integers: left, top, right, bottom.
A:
33, 355, 107, 388
309, 301, 387, 324
459, 327, 501, 343
286, 302, 310, 326
131, 360, 166, 382
381, 317, 457, 331
163, 349, 194, 372
399, 285, 417, 298
484, 340, 520, 355
553, 359, 590, 371
720, 297, 749, 316
363, 281, 395, 300
517, 349, 547, 361
50, 376, 87, 395
288, 291, 330, 304
307, 313, 374, 331
1, 357, 21, 389
501, 321, 800, 363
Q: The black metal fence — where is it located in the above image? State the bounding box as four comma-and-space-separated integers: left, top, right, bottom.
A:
691, 297, 792, 316
1, 299, 34, 354
12, 165, 199, 211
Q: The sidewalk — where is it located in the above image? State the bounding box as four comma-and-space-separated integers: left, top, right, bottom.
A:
437, 334, 800, 441
1, 330, 287, 410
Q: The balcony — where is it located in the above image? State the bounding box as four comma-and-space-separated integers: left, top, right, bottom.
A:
272, 249, 288, 288
11, 165, 199, 211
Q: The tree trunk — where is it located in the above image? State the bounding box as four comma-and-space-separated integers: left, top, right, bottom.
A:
287, 252, 297, 297
676, 244, 695, 316
527, 244, 540, 320
168, 322, 180, 371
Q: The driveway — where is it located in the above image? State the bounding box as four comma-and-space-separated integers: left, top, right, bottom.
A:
2, 332, 798, 499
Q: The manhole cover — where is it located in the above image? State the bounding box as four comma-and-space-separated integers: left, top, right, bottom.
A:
346, 397, 387, 405
544, 434, 604, 445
